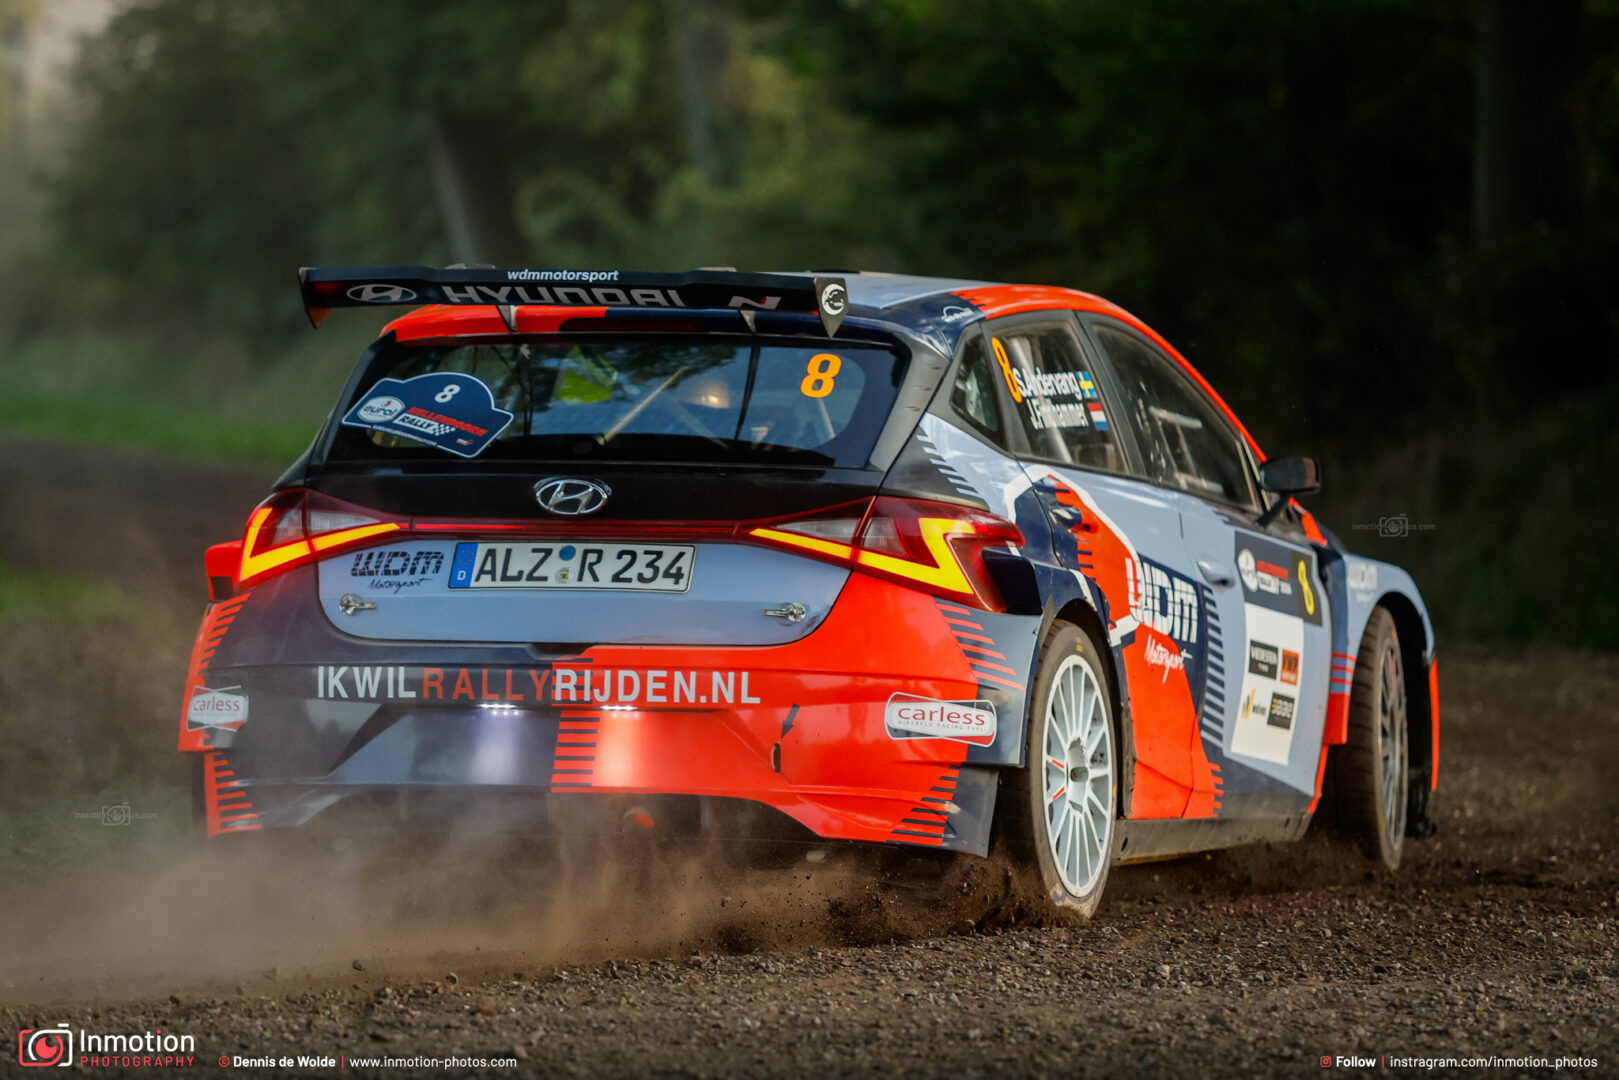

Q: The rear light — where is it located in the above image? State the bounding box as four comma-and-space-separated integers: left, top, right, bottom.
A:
236, 489, 404, 588
747, 496, 1024, 611
746, 501, 866, 562
205, 540, 243, 602
219, 489, 1021, 609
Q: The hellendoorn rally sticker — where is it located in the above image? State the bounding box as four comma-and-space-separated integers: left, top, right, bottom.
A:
342, 372, 514, 459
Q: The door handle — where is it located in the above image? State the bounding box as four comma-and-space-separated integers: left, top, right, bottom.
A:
1196, 560, 1235, 587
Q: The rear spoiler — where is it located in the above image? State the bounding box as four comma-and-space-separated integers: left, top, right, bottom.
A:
298, 265, 849, 336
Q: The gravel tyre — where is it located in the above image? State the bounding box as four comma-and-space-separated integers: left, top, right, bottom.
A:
1333, 606, 1408, 869
1000, 621, 1118, 918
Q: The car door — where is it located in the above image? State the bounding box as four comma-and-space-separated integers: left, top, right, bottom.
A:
984, 314, 1221, 821
1085, 318, 1330, 817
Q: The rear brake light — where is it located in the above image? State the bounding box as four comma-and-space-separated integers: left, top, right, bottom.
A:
747, 496, 1024, 611
237, 489, 404, 588
746, 501, 867, 562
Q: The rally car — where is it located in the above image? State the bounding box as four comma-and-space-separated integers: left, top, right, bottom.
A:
182, 266, 1437, 914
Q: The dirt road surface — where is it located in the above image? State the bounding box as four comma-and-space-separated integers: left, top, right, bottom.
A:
1, 438, 1614, 1078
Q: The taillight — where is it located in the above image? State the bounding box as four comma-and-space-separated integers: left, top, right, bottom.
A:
746, 500, 867, 562
237, 489, 404, 588
747, 496, 1024, 611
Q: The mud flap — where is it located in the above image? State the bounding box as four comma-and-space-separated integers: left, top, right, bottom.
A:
890, 765, 999, 857
1406, 783, 1438, 839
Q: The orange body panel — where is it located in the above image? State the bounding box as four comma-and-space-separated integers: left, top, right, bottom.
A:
557, 573, 1006, 844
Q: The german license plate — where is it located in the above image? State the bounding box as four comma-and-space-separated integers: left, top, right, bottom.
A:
448, 542, 693, 592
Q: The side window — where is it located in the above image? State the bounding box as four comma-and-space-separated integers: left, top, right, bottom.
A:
948, 332, 1004, 442
1093, 323, 1259, 511
991, 322, 1124, 473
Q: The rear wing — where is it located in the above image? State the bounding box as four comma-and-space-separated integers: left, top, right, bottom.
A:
298, 265, 849, 336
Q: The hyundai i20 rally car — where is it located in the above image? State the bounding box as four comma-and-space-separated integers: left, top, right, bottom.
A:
182, 265, 1438, 914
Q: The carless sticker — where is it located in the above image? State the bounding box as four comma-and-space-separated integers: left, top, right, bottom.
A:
342, 372, 514, 458
884, 693, 997, 746
187, 686, 249, 731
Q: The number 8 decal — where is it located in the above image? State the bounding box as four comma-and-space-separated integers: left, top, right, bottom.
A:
801, 353, 842, 398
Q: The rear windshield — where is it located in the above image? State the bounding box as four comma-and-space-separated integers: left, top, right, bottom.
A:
327, 336, 905, 468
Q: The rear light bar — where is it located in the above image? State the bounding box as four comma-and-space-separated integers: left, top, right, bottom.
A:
214, 490, 1023, 612
746, 496, 1024, 611
236, 490, 405, 589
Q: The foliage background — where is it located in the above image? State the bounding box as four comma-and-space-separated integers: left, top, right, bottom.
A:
1, 0, 1615, 647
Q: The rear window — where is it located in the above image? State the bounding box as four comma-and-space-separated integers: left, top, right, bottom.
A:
327, 336, 905, 468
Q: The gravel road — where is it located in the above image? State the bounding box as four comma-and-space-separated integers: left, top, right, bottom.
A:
0, 438, 1614, 1078
3, 652, 1611, 1079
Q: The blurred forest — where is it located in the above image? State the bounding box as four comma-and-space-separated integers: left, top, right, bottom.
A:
0, 0, 1616, 648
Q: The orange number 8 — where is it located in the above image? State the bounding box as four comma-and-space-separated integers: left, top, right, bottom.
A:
800, 353, 842, 398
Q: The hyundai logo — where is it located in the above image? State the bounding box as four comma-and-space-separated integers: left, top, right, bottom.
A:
534, 477, 611, 516
347, 283, 417, 303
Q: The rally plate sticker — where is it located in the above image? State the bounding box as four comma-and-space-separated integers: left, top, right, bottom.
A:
341, 372, 514, 459
449, 542, 694, 592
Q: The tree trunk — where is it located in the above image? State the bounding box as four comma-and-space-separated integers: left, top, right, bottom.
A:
425, 106, 527, 266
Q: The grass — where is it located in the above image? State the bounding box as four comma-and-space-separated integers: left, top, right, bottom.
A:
0, 324, 372, 466
0, 559, 150, 628
0, 389, 318, 466
0, 560, 192, 835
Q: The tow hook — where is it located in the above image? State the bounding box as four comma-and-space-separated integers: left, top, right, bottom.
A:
763, 602, 807, 624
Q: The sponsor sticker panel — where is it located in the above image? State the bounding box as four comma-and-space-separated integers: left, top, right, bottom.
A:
1229, 605, 1303, 765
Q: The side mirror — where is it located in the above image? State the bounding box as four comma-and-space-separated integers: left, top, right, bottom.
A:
1260, 456, 1321, 497
1255, 456, 1320, 527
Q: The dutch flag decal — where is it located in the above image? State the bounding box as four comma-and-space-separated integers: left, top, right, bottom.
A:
1088, 402, 1108, 430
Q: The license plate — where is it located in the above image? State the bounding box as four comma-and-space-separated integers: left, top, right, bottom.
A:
448, 542, 694, 592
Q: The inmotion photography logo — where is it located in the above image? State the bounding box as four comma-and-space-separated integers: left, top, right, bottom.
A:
18, 1025, 71, 1067
16, 1024, 196, 1069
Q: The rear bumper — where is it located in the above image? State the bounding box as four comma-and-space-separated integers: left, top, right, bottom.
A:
181, 568, 1041, 855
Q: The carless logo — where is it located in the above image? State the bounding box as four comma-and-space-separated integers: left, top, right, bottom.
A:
186, 686, 249, 731
884, 694, 997, 746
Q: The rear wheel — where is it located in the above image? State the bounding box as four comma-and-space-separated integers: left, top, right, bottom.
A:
1001, 621, 1117, 917
1333, 606, 1408, 869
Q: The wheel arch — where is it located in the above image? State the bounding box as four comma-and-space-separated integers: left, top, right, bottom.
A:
1374, 589, 1436, 797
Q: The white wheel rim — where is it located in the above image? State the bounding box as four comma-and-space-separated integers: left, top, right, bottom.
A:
1041, 654, 1114, 897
